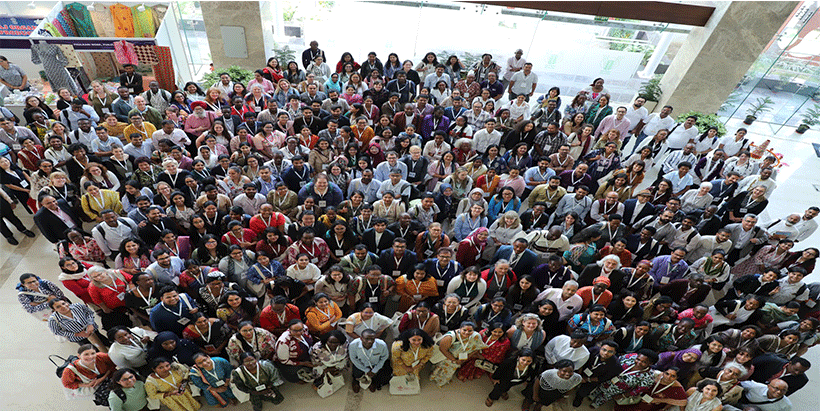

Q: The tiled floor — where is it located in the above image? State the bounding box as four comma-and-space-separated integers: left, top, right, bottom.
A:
1, 119, 818, 410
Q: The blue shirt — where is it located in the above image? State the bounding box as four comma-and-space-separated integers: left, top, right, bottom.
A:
523, 166, 555, 186
663, 171, 693, 194
349, 338, 389, 373
647, 255, 689, 286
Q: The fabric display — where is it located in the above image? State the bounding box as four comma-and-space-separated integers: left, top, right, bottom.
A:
89, 5, 117, 37
110, 3, 136, 37
51, 18, 69, 37
40, 23, 60, 37
134, 45, 159, 65
131, 5, 157, 38
78, 52, 98, 79
153, 46, 176, 91
65, 2, 98, 37
31, 42, 80, 95
113, 40, 139, 65
57, 9, 79, 37
57, 44, 82, 68
152, 5, 168, 29
68, 67, 92, 93
90, 52, 119, 79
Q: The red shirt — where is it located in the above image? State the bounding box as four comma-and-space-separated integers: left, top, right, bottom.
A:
88, 272, 133, 309
249, 212, 287, 237
259, 303, 301, 336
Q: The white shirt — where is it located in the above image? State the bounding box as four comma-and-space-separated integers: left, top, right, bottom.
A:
472, 129, 502, 154
624, 105, 649, 132
718, 136, 749, 157
152, 129, 191, 148
794, 218, 818, 242
666, 123, 699, 149
536, 288, 583, 321
641, 113, 675, 137
543, 335, 589, 369
509, 71, 538, 95
504, 56, 527, 81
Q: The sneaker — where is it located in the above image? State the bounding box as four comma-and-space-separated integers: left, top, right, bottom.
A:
6, 236, 18, 245
21, 230, 36, 238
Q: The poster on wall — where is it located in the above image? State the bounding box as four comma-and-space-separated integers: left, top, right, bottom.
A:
0, 17, 40, 36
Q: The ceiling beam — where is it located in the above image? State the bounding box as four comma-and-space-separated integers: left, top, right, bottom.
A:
467, 1, 715, 26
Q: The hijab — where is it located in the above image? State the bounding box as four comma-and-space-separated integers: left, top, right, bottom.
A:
366, 142, 385, 166
148, 331, 201, 366
656, 347, 701, 379
465, 227, 489, 249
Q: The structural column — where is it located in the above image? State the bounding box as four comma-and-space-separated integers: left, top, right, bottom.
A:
656, 1, 798, 114
201, 1, 267, 70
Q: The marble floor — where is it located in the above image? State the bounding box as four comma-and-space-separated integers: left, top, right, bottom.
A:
1, 118, 819, 411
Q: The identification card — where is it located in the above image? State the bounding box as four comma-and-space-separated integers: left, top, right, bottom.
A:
255, 384, 266, 391
611, 377, 620, 384
494, 291, 503, 298
566, 185, 574, 192
299, 181, 307, 187
408, 172, 416, 178
12, 143, 21, 151
177, 317, 190, 325
311, 257, 319, 263
458, 352, 468, 360
392, 270, 401, 277
461, 297, 470, 304
807, 300, 817, 308
414, 294, 422, 300
369, 296, 379, 303
436, 279, 444, 286
642, 394, 654, 403
128, 88, 134, 93
597, 166, 605, 172
102, 108, 111, 114
335, 250, 343, 257
424, 249, 434, 257
739, 207, 748, 213
254, 106, 261, 112
116, 292, 126, 301
584, 368, 593, 377
513, 304, 522, 311
318, 200, 327, 208
213, 380, 225, 387
660, 276, 670, 284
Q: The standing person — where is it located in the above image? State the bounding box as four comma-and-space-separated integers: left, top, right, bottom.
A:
0, 55, 29, 91
232, 352, 284, 410
60, 344, 116, 406
301, 41, 327, 69
507, 62, 538, 101
0, 177, 35, 245
586, 350, 660, 407
485, 349, 536, 407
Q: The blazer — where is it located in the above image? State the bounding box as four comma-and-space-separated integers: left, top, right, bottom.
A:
378, 249, 418, 278
622, 199, 656, 227
362, 228, 396, 255
34, 199, 81, 243
577, 264, 626, 293
493, 245, 539, 277
726, 223, 768, 257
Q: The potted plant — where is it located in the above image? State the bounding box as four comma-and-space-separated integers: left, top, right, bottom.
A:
637, 75, 662, 113
797, 103, 820, 134
744, 97, 774, 125
675, 111, 727, 137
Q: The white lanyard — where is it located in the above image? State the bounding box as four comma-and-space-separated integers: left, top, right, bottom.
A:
168, 172, 179, 187
462, 281, 476, 298
360, 346, 375, 368
621, 364, 641, 376
162, 302, 184, 318
514, 366, 525, 380
394, 254, 403, 269
243, 365, 261, 385
158, 373, 177, 388
436, 263, 449, 281
630, 333, 644, 350
90, 194, 105, 210
318, 306, 332, 320
650, 379, 675, 396
125, 74, 135, 85
136, 287, 153, 306
204, 213, 218, 226
202, 366, 220, 382
468, 215, 481, 230
494, 272, 506, 289
78, 361, 99, 375
102, 277, 122, 294
196, 321, 213, 343
131, 257, 141, 269
367, 280, 381, 298
445, 308, 460, 326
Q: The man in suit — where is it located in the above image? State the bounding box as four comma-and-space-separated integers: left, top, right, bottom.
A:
750, 354, 810, 396
622, 190, 656, 228
378, 238, 418, 279
362, 218, 396, 255
726, 214, 769, 265
138, 206, 179, 247
493, 237, 539, 277
33, 195, 81, 243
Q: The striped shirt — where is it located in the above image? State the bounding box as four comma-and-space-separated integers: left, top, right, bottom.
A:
48, 303, 97, 342
17, 279, 64, 314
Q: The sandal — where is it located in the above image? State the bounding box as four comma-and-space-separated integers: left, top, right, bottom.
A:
485, 398, 494, 407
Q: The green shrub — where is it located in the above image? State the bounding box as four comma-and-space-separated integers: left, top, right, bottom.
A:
200, 66, 254, 89
675, 111, 727, 137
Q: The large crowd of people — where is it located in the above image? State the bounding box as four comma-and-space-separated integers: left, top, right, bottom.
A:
3, 41, 820, 411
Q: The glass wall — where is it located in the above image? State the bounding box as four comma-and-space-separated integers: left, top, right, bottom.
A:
719, 1, 820, 133
257, 0, 692, 105
173, 1, 211, 81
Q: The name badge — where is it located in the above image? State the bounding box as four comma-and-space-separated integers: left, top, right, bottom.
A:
335, 250, 344, 257
567, 185, 574, 192
408, 172, 416, 178
318, 200, 327, 208
12, 143, 22, 151
412, 360, 419, 367
299, 181, 307, 187
739, 207, 748, 213
205, 344, 216, 351
660, 276, 670, 284
255, 384, 266, 391
642, 394, 654, 403
494, 291, 503, 298
177, 317, 190, 325
369, 296, 379, 303
116, 292, 126, 301
458, 352, 468, 360
611, 377, 620, 384
128, 88, 134, 93
584, 368, 593, 377
807, 300, 817, 308
513, 304, 522, 311
102, 108, 111, 114
254, 106, 261, 112
414, 294, 422, 300
19, 179, 29, 188
213, 380, 225, 387
596, 166, 605, 172
460, 297, 470, 304
424, 249, 434, 257
311, 257, 319, 264
392, 270, 401, 277
436, 279, 444, 286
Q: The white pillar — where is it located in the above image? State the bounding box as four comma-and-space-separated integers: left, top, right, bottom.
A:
638, 32, 674, 79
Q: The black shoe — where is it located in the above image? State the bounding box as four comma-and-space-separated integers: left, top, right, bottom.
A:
6, 236, 19, 245
21, 230, 35, 238
572, 397, 583, 407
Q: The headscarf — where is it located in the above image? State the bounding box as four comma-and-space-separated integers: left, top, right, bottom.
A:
366, 142, 385, 166
464, 227, 489, 249
655, 347, 701, 379
148, 331, 201, 366
702, 255, 726, 277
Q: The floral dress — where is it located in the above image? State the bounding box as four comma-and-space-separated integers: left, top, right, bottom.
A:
457, 329, 511, 380
144, 362, 201, 411
430, 330, 487, 386
58, 236, 106, 263
563, 243, 597, 273
226, 327, 276, 365
731, 245, 790, 276
589, 353, 656, 407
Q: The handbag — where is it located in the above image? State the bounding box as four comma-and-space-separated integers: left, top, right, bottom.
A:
474, 359, 498, 373
49, 354, 78, 377
389, 374, 421, 395
317, 373, 344, 398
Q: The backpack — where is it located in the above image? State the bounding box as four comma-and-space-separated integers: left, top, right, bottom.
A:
49, 354, 79, 377
95, 218, 130, 239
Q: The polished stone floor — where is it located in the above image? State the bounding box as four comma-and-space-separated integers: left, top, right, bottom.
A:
1, 117, 818, 410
